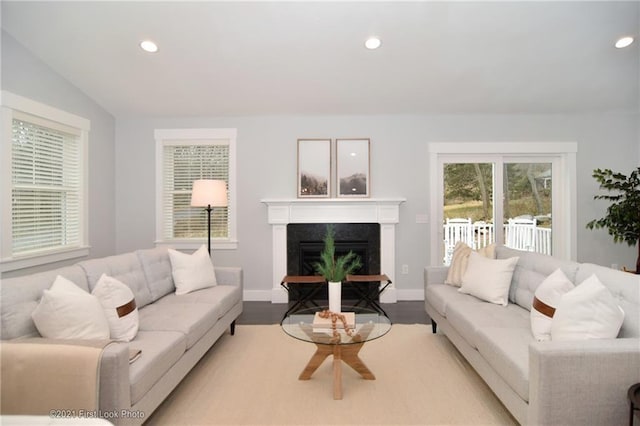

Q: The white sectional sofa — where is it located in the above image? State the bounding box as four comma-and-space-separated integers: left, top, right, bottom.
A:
424, 245, 640, 425
1, 246, 243, 424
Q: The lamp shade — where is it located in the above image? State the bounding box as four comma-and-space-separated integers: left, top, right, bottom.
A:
190, 180, 228, 207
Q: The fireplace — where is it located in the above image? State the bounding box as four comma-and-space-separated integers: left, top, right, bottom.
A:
287, 223, 380, 302
262, 198, 405, 304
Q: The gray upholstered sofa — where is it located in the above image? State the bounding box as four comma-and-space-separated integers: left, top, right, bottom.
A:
1, 246, 242, 424
424, 245, 640, 425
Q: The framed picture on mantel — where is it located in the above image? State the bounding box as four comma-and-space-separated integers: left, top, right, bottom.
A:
336, 138, 370, 197
297, 139, 331, 198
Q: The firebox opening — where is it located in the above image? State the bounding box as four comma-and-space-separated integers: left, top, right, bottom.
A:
286, 223, 380, 304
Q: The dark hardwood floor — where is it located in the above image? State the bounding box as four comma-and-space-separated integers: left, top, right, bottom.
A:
236, 300, 431, 325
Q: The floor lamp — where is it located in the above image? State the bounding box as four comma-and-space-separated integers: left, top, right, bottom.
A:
190, 179, 228, 254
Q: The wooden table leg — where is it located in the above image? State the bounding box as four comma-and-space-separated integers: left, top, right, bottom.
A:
298, 344, 333, 380
298, 340, 375, 400
340, 342, 375, 380
333, 345, 343, 400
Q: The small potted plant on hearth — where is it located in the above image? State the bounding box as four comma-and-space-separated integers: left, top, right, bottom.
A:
314, 225, 363, 312
586, 167, 640, 274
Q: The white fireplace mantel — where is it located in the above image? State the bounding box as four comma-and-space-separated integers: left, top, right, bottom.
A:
261, 198, 406, 304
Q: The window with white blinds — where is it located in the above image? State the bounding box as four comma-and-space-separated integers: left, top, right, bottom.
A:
1, 91, 90, 272
12, 115, 82, 254
155, 129, 237, 249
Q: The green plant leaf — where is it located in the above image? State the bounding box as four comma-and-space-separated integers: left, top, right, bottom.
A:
313, 224, 363, 282
586, 166, 640, 272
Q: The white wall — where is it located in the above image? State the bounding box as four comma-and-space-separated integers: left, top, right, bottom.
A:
115, 113, 639, 299
3, 31, 637, 289
1, 32, 116, 277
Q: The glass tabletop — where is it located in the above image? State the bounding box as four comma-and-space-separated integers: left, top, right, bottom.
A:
281, 306, 392, 346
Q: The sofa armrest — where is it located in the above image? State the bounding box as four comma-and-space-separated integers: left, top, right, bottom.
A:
424, 266, 449, 288
0, 339, 131, 421
529, 337, 640, 426
214, 266, 243, 290
98, 342, 131, 419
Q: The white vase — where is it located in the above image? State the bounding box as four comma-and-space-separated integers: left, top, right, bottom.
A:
328, 281, 341, 313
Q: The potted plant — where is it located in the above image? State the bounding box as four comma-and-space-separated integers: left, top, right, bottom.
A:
314, 225, 363, 312
586, 167, 640, 274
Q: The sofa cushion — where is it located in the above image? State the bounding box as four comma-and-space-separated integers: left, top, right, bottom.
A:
137, 303, 219, 349
575, 263, 640, 338
136, 247, 175, 301
425, 283, 482, 318
551, 274, 625, 341
92, 274, 140, 342
79, 253, 153, 309
128, 330, 186, 405
0, 265, 88, 340
496, 246, 579, 311
447, 297, 533, 348
168, 245, 218, 295
459, 253, 519, 306
31, 275, 110, 340
446, 301, 529, 349
155, 285, 241, 319
475, 326, 532, 402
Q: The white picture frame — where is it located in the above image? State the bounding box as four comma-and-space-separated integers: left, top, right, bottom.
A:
336, 138, 370, 197
297, 139, 331, 198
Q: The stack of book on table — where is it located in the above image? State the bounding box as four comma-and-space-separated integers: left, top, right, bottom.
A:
312, 312, 355, 333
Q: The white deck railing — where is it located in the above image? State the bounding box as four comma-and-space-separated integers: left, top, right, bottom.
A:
443, 218, 551, 265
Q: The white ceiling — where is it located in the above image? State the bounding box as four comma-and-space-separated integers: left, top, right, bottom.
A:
2, 1, 639, 118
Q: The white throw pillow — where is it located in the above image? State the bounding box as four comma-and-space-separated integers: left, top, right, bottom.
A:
459, 252, 519, 306
92, 274, 139, 342
445, 242, 496, 287
530, 268, 575, 341
168, 245, 217, 295
32, 275, 110, 340
477, 243, 496, 259
445, 242, 472, 286
551, 274, 625, 341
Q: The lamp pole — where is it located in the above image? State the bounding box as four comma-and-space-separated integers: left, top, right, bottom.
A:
191, 179, 227, 256
206, 204, 212, 254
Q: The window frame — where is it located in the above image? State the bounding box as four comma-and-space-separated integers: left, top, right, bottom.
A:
428, 142, 577, 266
1, 91, 90, 272
154, 128, 238, 250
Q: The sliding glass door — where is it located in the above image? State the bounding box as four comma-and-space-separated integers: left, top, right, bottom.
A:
440, 155, 556, 265
503, 162, 552, 255
442, 162, 494, 264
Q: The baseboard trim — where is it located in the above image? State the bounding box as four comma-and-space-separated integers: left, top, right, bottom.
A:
243, 290, 273, 301
395, 289, 425, 301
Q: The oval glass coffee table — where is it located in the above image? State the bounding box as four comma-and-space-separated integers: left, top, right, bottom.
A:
281, 306, 392, 400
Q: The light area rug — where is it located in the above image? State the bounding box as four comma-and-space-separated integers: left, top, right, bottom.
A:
147, 324, 517, 426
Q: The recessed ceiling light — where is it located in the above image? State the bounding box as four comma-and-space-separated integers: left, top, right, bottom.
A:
615, 36, 634, 49
140, 40, 159, 53
365, 37, 382, 50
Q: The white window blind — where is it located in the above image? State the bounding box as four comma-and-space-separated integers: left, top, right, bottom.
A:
161, 142, 230, 240
11, 114, 82, 256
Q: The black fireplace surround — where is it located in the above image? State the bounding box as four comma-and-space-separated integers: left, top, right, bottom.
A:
286, 223, 380, 302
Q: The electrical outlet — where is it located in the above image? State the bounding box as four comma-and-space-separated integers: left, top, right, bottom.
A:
401, 264, 409, 274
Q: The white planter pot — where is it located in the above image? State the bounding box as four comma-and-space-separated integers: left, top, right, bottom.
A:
328, 281, 341, 313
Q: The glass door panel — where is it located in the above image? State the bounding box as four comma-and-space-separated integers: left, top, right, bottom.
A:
442, 162, 494, 265
503, 162, 552, 255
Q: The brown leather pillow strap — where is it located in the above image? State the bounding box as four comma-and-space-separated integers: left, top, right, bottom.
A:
116, 299, 137, 318
532, 296, 555, 318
